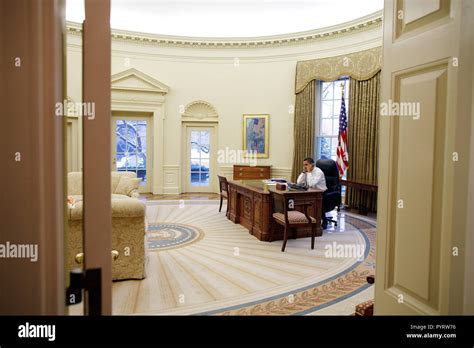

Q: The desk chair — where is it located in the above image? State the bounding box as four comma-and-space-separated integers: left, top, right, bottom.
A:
217, 175, 229, 215
316, 159, 342, 229
270, 191, 317, 252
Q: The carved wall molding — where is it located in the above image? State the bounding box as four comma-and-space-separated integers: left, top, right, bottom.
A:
295, 46, 382, 93
182, 100, 219, 122
66, 11, 382, 50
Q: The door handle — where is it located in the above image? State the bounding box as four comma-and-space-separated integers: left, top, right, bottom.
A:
75, 250, 119, 264
75, 252, 84, 264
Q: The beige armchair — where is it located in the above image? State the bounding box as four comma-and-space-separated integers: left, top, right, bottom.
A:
66, 171, 146, 280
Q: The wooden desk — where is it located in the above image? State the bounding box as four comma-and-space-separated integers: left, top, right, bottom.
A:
227, 180, 323, 241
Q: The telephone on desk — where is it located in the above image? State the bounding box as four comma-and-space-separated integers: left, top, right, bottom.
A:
287, 183, 307, 191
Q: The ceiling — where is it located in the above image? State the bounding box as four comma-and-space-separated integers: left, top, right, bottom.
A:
66, 0, 383, 38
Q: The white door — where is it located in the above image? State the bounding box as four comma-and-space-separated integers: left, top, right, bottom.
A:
185, 126, 216, 193
376, 0, 473, 314
112, 115, 153, 193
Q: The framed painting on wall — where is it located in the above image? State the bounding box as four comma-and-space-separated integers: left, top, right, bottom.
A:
243, 114, 269, 158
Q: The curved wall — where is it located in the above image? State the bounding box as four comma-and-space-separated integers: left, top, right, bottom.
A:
66, 12, 382, 193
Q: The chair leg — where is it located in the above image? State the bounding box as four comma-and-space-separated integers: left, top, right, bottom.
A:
281, 226, 288, 252
219, 196, 223, 212
269, 220, 274, 242
311, 224, 315, 250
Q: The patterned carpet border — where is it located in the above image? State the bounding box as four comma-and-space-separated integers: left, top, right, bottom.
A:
198, 214, 376, 316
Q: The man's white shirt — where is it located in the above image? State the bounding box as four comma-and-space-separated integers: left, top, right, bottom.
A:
297, 167, 327, 191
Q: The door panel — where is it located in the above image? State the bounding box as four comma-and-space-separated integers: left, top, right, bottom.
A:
376, 0, 471, 315
82, 0, 112, 315
395, 0, 451, 40
388, 62, 448, 311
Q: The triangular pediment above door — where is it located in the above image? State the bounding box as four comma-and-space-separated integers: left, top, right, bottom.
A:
111, 68, 170, 94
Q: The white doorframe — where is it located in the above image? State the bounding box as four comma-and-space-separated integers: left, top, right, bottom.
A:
111, 68, 169, 195
182, 122, 218, 193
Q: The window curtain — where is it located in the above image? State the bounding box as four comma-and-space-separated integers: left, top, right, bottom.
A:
291, 80, 315, 182
346, 71, 381, 212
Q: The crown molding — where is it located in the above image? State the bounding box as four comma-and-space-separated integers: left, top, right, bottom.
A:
67, 10, 382, 49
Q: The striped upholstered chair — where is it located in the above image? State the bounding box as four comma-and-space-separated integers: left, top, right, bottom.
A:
270, 191, 317, 252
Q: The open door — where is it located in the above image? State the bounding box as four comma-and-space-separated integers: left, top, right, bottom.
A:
376, 0, 473, 314
81, 0, 112, 315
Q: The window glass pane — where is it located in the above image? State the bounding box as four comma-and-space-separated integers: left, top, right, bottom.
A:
315, 79, 349, 165
127, 154, 140, 170
200, 172, 209, 185
136, 122, 147, 138
137, 170, 146, 185
116, 121, 127, 152
190, 160, 201, 172
331, 138, 338, 157
126, 139, 135, 153
136, 153, 146, 169
200, 131, 210, 145
191, 144, 200, 158
321, 119, 333, 136
333, 119, 340, 135
321, 101, 332, 118
190, 172, 201, 186
318, 137, 332, 159
191, 131, 199, 144
321, 82, 333, 100
200, 159, 209, 172
116, 138, 126, 153
200, 144, 210, 159
116, 153, 127, 170
138, 136, 146, 153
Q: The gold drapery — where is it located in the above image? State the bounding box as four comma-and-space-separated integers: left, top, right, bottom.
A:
346, 72, 381, 212
291, 80, 315, 182
295, 47, 382, 94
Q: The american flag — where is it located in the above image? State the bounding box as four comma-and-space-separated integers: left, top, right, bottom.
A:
336, 88, 349, 176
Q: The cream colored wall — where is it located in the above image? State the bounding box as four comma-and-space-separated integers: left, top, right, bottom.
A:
66, 20, 382, 193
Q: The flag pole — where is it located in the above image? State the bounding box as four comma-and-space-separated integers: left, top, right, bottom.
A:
339, 82, 346, 179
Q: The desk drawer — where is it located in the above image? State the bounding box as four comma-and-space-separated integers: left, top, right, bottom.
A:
233, 165, 271, 180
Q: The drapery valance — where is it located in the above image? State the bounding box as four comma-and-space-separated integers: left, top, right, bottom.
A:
295, 46, 382, 93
